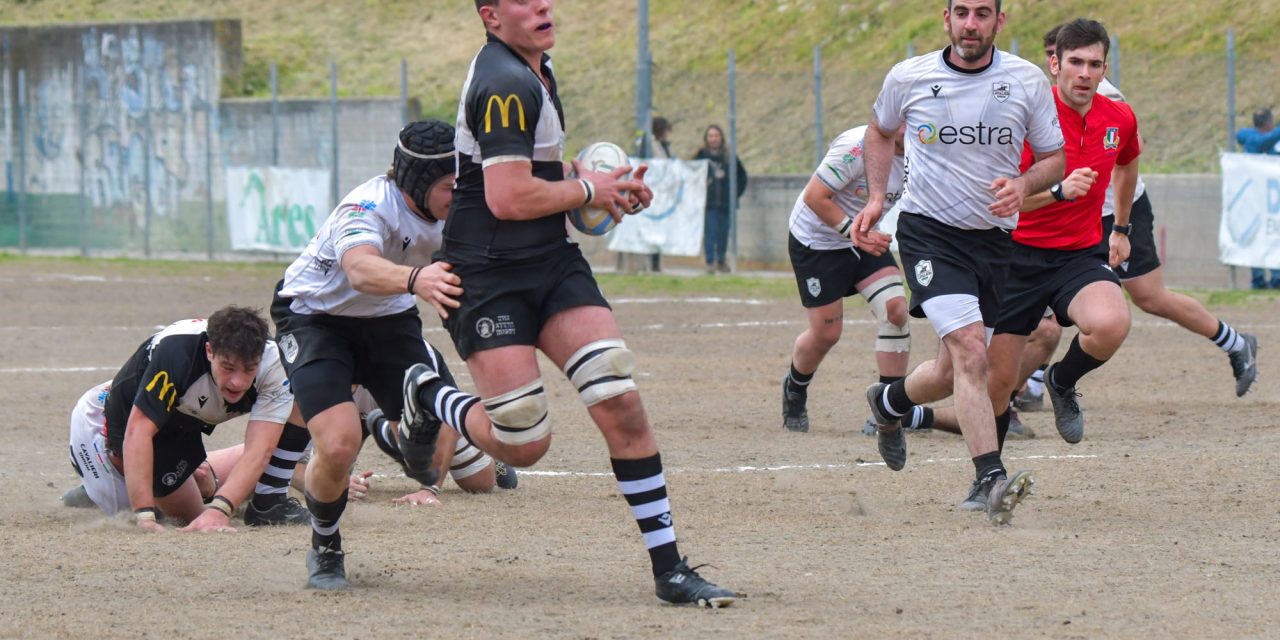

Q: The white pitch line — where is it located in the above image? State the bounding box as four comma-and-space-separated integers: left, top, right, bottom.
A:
0, 366, 116, 373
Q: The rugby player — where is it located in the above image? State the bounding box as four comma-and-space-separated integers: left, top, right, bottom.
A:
781, 125, 912, 434
401, 0, 735, 607
855, 0, 1064, 524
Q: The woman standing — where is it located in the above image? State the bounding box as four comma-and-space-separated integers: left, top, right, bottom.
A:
694, 124, 748, 273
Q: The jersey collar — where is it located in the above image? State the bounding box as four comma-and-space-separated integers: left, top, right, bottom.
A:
941, 46, 996, 75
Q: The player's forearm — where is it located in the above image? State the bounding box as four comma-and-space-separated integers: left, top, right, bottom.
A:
1021, 190, 1057, 212
216, 420, 284, 508
122, 422, 158, 511
344, 251, 419, 297
1112, 160, 1139, 227
862, 125, 896, 201
801, 181, 849, 231
1020, 149, 1066, 199
485, 172, 586, 221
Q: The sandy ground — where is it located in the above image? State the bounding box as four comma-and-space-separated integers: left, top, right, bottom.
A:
0, 260, 1277, 639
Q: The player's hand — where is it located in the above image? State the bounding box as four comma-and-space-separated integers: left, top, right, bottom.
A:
348, 470, 374, 501
623, 164, 654, 215
853, 198, 887, 251
988, 176, 1025, 217
136, 519, 166, 533
1108, 231, 1131, 268
854, 229, 893, 256
1062, 168, 1099, 200
574, 161, 643, 222
391, 488, 442, 507
179, 509, 237, 534
413, 261, 463, 320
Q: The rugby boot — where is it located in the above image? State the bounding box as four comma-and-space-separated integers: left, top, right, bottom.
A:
1012, 388, 1045, 412
494, 460, 519, 490
364, 408, 405, 464
401, 363, 443, 487
61, 484, 95, 508
306, 546, 349, 590
985, 470, 1035, 526
861, 417, 878, 437
865, 383, 907, 470
1044, 365, 1084, 444
655, 558, 736, 608
1229, 333, 1259, 397
1005, 409, 1037, 439
781, 375, 810, 432
245, 494, 310, 526
958, 479, 986, 512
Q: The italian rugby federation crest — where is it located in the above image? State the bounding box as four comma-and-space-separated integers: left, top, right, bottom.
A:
915, 260, 934, 287
806, 277, 822, 298
992, 81, 1011, 103
1104, 127, 1120, 151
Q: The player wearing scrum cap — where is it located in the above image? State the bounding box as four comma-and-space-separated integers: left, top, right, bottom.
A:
781, 125, 915, 435
65, 306, 292, 533
854, 0, 1065, 524
401, 0, 734, 608
270, 119, 462, 589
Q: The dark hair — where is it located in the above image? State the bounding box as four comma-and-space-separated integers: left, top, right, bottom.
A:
1055, 18, 1109, 61
1043, 24, 1064, 50
652, 117, 672, 138
206, 305, 269, 366
948, 0, 1002, 13
475, 0, 498, 10
702, 124, 725, 150
1254, 108, 1273, 129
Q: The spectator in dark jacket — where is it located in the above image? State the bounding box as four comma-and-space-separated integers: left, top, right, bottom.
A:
694, 124, 748, 273
1235, 107, 1280, 288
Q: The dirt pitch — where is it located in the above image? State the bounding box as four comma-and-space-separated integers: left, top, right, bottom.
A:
0, 259, 1277, 639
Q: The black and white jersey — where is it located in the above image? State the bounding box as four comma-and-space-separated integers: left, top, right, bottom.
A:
279, 175, 444, 317
1096, 78, 1147, 215
788, 126, 906, 251
102, 319, 292, 453
446, 32, 568, 263
873, 47, 1063, 231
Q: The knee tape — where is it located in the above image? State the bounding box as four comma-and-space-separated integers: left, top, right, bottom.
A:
861, 274, 910, 353
563, 339, 637, 406
449, 434, 491, 481
484, 380, 551, 446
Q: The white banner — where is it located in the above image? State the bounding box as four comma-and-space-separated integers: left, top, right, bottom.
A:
607, 159, 708, 256
226, 167, 331, 252
1220, 153, 1280, 268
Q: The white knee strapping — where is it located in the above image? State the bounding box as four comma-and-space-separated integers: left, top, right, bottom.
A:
449, 434, 491, 481
861, 274, 910, 353
483, 380, 551, 446
563, 339, 637, 406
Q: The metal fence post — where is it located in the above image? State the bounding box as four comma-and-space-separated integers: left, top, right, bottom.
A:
330, 61, 339, 208
1110, 35, 1121, 87
635, 0, 652, 159
400, 59, 409, 125
16, 69, 26, 254
727, 48, 738, 273
143, 63, 153, 258
77, 62, 88, 256
205, 98, 216, 261
907, 41, 915, 59
813, 45, 824, 166
270, 62, 280, 166
1226, 29, 1236, 153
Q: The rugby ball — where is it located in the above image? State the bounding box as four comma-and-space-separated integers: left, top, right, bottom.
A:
568, 141, 632, 236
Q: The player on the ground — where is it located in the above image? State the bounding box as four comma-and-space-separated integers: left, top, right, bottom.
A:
271, 119, 462, 589
65, 306, 291, 532
781, 125, 912, 434
854, 0, 1064, 524
400, 0, 735, 607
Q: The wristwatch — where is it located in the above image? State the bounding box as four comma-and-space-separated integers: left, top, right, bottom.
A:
1049, 182, 1066, 202
1111, 223, 1132, 236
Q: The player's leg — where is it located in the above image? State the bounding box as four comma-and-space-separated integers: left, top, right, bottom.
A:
537, 303, 734, 607
856, 266, 911, 380
66, 383, 132, 515
784, 299, 843, 432
244, 401, 311, 525
1047, 279, 1130, 443
1014, 314, 1061, 411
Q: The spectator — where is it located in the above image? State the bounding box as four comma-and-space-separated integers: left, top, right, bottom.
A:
633, 117, 674, 272
1234, 107, 1280, 289
694, 124, 748, 274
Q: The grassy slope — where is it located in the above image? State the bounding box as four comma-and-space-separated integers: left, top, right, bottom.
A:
4, 1, 1279, 172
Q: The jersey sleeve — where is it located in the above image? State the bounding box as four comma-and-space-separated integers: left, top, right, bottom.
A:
1117, 104, 1142, 166
331, 201, 391, 264
871, 63, 907, 131
468, 68, 543, 167
247, 355, 293, 424
814, 133, 865, 193
1025, 73, 1065, 154
131, 339, 191, 428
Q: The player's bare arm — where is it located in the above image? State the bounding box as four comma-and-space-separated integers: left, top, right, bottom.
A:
992, 148, 1064, 217
1108, 158, 1140, 266
854, 116, 896, 240
483, 160, 643, 221
341, 245, 462, 319
122, 407, 164, 532
1022, 167, 1098, 211
391, 427, 459, 507
182, 419, 283, 533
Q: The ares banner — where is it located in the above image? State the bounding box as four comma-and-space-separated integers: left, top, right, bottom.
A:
606, 159, 708, 256
1220, 153, 1280, 268
226, 167, 331, 253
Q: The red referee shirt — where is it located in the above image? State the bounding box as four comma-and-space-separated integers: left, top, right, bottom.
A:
1017, 86, 1140, 250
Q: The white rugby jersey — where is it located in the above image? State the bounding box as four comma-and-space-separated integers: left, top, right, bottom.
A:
279, 175, 444, 317
788, 126, 906, 251
873, 48, 1064, 230
1097, 78, 1147, 216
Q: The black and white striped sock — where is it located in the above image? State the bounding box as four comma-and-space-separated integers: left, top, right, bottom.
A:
1211, 321, 1245, 354
612, 454, 681, 577
305, 489, 348, 552
418, 383, 481, 443
252, 422, 310, 509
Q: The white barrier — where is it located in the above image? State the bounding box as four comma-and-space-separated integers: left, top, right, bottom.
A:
226, 167, 331, 253
1220, 153, 1280, 268
607, 159, 708, 256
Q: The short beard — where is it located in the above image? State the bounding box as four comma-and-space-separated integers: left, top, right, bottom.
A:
954, 39, 993, 63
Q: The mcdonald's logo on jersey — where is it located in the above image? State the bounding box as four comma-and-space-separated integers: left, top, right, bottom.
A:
145, 371, 179, 411
484, 94, 527, 133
